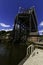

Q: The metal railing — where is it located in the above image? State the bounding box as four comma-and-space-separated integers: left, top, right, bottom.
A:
27, 44, 35, 56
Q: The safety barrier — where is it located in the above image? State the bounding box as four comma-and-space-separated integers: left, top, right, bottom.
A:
27, 44, 35, 56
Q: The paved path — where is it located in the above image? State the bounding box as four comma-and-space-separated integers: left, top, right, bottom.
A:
23, 49, 43, 65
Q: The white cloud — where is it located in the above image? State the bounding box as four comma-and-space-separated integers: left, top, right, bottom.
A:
39, 30, 43, 32
39, 30, 43, 35
0, 23, 10, 27
39, 32, 42, 35
39, 21, 43, 26
0, 28, 13, 32
5, 29, 13, 31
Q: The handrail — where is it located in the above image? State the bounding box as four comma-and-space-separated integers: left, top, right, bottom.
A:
27, 44, 35, 55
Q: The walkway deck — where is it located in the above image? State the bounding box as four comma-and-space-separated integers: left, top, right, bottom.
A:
23, 49, 43, 65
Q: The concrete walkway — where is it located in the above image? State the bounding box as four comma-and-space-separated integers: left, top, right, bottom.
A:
23, 49, 43, 65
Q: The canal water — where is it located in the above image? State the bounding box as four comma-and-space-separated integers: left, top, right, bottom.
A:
0, 44, 10, 65
0, 44, 27, 65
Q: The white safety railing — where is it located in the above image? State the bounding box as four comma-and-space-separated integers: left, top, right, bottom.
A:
27, 44, 35, 56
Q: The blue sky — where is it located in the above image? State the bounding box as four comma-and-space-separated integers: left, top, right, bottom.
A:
0, 0, 43, 35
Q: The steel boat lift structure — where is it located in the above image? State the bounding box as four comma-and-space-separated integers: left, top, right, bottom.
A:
10, 7, 39, 65
12, 7, 38, 44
